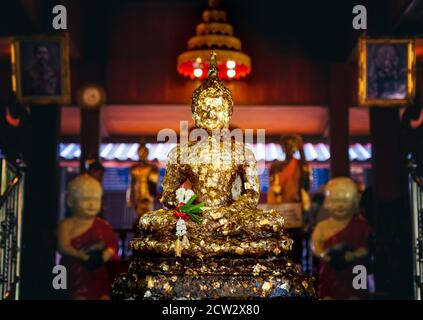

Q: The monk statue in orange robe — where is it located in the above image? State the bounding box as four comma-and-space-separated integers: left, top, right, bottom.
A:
268, 134, 310, 206
312, 177, 372, 299
267, 134, 310, 262
57, 173, 119, 300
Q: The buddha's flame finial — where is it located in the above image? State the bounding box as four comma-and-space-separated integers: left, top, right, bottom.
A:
208, 51, 218, 79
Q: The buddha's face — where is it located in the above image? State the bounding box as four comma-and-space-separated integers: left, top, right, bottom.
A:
67, 175, 102, 219
193, 89, 231, 131
138, 146, 149, 162
324, 177, 358, 221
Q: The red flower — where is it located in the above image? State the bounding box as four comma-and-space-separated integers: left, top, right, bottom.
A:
175, 202, 185, 209
174, 211, 189, 221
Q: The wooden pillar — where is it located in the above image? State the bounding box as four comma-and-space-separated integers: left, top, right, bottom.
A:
79, 108, 101, 172
370, 107, 413, 299
328, 64, 351, 178
21, 105, 60, 299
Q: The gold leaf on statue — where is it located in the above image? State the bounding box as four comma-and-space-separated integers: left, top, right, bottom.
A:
146, 275, 154, 289
262, 281, 272, 291
163, 282, 172, 292
210, 211, 224, 220
259, 219, 270, 226
235, 247, 244, 255
159, 262, 169, 271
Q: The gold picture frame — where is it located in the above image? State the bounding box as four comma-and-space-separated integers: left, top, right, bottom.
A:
11, 33, 71, 104
358, 37, 416, 107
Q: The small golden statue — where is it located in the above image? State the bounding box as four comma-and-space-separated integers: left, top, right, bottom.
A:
268, 134, 310, 206
112, 52, 315, 300
127, 143, 159, 218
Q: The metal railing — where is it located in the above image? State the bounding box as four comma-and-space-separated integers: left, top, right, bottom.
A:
410, 163, 423, 300
0, 158, 25, 300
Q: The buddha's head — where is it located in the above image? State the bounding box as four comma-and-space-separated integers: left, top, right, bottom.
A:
138, 144, 149, 162
191, 51, 233, 132
67, 173, 102, 219
324, 177, 358, 221
281, 134, 302, 158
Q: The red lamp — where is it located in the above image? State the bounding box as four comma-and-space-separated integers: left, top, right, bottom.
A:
177, 0, 251, 81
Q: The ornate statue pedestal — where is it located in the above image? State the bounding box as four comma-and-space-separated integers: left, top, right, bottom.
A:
112, 256, 315, 299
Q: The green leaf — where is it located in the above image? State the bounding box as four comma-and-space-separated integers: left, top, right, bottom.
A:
185, 195, 196, 206
187, 203, 204, 213
186, 212, 202, 223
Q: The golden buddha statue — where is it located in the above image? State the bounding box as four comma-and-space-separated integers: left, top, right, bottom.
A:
127, 143, 159, 218
112, 52, 315, 299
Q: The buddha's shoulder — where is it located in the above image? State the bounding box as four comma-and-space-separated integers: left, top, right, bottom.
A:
167, 140, 211, 152
166, 145, 179, 157
166, 144, 191, 162
242, 142, 254, 152
166, 141, 255, 158
239, 142, 256, 160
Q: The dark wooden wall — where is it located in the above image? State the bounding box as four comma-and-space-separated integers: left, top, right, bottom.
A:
104, 2, 329, 105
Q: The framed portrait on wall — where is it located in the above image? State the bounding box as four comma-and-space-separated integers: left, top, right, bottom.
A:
10, 33, 71, 104
358, 38, 416, 107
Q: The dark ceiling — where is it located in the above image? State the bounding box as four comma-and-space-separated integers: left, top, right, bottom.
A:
1, 0, 422, 107
1, 0, 422, 139
1, 0, 421, 63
